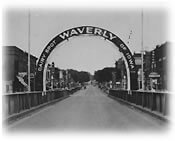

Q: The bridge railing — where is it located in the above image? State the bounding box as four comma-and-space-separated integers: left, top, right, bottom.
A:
3, 86, 81, 118
109, 89, 170, 116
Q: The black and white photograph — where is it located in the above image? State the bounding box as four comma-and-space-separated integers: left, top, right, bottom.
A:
1, 0, 174, 140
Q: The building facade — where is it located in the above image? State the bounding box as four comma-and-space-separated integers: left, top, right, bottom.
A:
143, 51, 152, 90
133, 53, 142, 89
45, 62, 75, 90
132, 42, 169, 91
151, 42, 169, 90
3, 46, 38, 93
45, 62, 61, 90
114, 57, 127, 89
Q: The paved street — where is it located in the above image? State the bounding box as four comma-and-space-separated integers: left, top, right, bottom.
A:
8, 85, 166, 132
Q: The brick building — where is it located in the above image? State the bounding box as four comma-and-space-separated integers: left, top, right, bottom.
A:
133, 53, 142, 89
116, 57, 127, 89
150, 42, 169, 90
133, 42, 169, 91
143, 51, 152, 90
3, 46, 38, 93
45, 62, 60, 90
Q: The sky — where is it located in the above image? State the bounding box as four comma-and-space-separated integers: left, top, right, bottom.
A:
3, 8, 168, 74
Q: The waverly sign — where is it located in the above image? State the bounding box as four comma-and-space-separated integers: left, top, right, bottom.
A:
36, 26, 138, 90
59, 26, 117, 41
37, 26, 135, 72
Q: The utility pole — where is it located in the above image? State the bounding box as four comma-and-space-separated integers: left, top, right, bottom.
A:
141, 9, 144, 90
28, 9, 31, 92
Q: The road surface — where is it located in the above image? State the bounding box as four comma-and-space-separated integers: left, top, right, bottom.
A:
7, 85, 167, 132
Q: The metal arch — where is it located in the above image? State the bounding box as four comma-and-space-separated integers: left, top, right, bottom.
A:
35, 26, 138, 91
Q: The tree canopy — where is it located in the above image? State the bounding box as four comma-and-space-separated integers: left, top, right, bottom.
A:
94, 67, 121, 83
68, 69, 90, 83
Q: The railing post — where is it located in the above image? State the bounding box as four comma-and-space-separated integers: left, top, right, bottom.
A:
27, 92, 31, 109
151, 92, 154, 111
135, 91, 138, 105
8, 95, 11, 115
127, 90, 131, 102
160, 93, 162, 113
162, 93, 166, 115
142, 91, 145, 108
127, 90, 129, 101
16, 94, 20, 113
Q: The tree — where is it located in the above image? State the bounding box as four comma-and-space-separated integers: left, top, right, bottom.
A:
94, 67, 115, 83
94, 67, 122, 83
68, 69, 90, 83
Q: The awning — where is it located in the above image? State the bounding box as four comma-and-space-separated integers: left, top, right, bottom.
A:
16, 76, 28, 87
149, 72, 160, 78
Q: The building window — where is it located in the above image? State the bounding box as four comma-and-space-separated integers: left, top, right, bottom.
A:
162, 56, 166, 60
6, 85, 9, 93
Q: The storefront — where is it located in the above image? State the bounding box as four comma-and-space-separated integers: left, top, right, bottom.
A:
149, 72, 160, 91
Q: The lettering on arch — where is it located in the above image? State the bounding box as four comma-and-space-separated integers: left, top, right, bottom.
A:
35, 26, 138, 91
